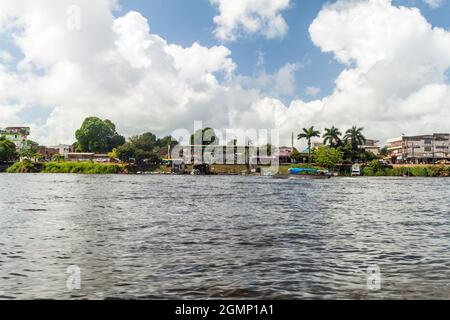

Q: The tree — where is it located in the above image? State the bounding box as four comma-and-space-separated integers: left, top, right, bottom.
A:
108, 148, 119, 159
52, 154, 65, 162
343, 126, 366, 162
129, 132, 158, 151
363, 160, 385, 176
116, 132, 166, 165
158, 136, 179, 149
190, 128, 219, 146
323, 126, 342, 148
289, 149, 303, 163
337, 143, 354, 164
75, 117, 125, 153
19, 140, 39, 159
0, 137, 17, 162
313, 146, 343, 170
298, 126, 321, 163
116, 142, 137, 163
359, 150, 377, 164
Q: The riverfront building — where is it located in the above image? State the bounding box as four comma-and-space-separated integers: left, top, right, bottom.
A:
387, 134, 450, 164
0, 126, 30, 149
360, 139, 381, 156
175, 145, 295, 165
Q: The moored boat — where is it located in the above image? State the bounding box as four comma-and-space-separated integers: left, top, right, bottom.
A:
273, 167, 332, 180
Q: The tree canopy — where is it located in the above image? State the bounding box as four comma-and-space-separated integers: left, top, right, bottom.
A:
343, 126, 366, 161
190, 128, 219, 146
19, 140, 39, 159
0, 137, 17, 162
75, 117, 125, 153
313, 146, 343, 169
323, 126, 342, 148
116, 132, 178, 164
298, 126, 321, 163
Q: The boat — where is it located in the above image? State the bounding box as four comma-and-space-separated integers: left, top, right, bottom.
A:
351, 164, 361, 176
273, 167, 332, 180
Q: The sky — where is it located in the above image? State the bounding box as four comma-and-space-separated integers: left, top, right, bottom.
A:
0, 0, 449, 148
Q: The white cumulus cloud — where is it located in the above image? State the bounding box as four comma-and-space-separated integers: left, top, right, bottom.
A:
1, 0, 449, 149
423, 0, 444, 9
305, 86, 321, 97
210, 0, 291, 42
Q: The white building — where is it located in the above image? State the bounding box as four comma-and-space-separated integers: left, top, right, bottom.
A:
49, 144, 73, 159
387, 134, 450, 163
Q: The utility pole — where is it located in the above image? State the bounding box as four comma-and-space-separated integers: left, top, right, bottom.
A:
432, 136, 435, 164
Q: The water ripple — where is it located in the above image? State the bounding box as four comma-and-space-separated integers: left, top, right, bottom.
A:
0, 174, 449, 299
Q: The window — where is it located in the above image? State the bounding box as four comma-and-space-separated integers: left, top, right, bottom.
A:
424, 146, 432, 152
424, 139, 432, 144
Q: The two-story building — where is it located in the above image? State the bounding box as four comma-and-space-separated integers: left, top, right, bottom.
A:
359, 139, 381, 156
387, 134, 450, 164
0, 126, 30, 149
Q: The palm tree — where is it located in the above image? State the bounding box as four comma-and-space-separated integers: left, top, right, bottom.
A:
298, 126, 321, 163
323, 126, 342, 148
343, 126, 366, 162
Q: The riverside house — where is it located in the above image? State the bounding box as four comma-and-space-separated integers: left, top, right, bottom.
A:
387, 133, 450, 164
360, 139, 381, 156
67, 153, 112, 162
0, 126, 30, 149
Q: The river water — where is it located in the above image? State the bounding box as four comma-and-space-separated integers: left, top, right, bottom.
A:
0, 174, 449, 300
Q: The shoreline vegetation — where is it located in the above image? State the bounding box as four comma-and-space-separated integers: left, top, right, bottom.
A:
1, 117, 449, 177
3, 160, 450, 177
6, 161, 125, 174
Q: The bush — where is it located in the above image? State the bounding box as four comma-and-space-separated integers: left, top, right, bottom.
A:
41, 162, 124, 174
6, 161, 35, 173
7, 161, 124, 174
410, 167, 428, 177
363, 160, 386, 176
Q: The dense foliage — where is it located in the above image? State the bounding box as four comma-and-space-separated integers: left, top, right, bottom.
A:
116, 132, 178, 164
0, 137, 17, 162
6, 160, 35, 173
7, 161, 124, 174
362, 160, 450, 177
298, 125, 373, 165
19, 140, 39, 158
75, 117, 125, 153
313, 146, 343, 169
297, 126, 321, 163
190, 128, 219, 146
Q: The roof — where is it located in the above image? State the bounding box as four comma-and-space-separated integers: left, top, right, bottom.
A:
5, 126, 30, 129
68, 152, 95, 156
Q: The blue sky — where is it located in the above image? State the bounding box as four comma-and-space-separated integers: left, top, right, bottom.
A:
117, 0, 450, 101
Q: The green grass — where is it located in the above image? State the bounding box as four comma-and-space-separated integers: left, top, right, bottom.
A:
7, 161, 125, 174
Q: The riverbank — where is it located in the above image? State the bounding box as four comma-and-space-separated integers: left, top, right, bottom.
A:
362, 164, 450, 177
4, 161, 450, 177
6, 161, 126, 174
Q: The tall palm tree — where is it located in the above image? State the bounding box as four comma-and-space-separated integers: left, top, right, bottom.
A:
343, 126, 366, 161
298, 126, 321, 163
323, 126, 342, 148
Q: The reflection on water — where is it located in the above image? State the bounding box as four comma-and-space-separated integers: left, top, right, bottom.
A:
0, 174, 449, 299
